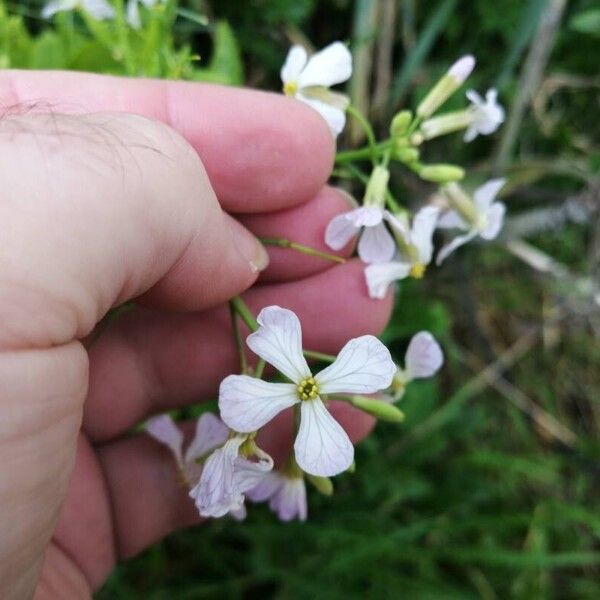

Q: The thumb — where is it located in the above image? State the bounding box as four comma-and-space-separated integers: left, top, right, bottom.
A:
0, 111, 267, 596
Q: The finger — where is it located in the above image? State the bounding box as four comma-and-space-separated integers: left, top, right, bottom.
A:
94, 402, 373, 562
240, 186, 355, 283
84, 260, 393, 441
0, 112, 267, 350
0, 70, 334, 212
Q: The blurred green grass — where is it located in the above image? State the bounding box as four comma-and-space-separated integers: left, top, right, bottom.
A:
4, 0, 598, 598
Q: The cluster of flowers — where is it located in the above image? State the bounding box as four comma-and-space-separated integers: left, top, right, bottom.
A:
147, 307, 443, 521
145, 42, 506, 522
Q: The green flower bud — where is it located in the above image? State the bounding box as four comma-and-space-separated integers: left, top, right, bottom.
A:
418, 164, 465, 183
306, 474, 334, 496
390, 110, 413, 138
395, 147, 420, 164
350, 395, 406, 423
363, 165, 390, 208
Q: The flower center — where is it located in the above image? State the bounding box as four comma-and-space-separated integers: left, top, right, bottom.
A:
410, 263, 426, 279
283, 81, 298, 96
297, 377, 319, 401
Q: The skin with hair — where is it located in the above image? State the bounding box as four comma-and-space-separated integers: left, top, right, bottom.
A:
0, 71, 392, 599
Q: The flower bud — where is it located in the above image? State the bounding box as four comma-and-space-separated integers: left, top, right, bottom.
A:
363, 165, 390, 208
420, 110, 474, 140
306, 474, 334, 496
418, 164, 465, 184
395, 147, 420, 164
350, 395, 406, 423
390, 110, 413, 138
416, 55, 475, 118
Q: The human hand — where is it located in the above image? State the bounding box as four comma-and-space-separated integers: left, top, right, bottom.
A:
0, 72, 392, 598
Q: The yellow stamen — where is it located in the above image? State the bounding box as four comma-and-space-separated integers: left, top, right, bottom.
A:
283, 81, 298, 96
297, 377, 319, 401
410, 263, 426, 279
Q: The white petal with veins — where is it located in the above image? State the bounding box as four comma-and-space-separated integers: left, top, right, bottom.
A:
405, 332, 444, 379
298, 42, 352, 88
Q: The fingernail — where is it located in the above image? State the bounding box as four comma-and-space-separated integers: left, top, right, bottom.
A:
334, 186, 359, 209
229, 219, 270, 273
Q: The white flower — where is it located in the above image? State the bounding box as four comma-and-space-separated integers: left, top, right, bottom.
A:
386, 332, 444, 401
464, 89, 505, 142
145, 412, 229, 485
189, 435, 273, 518
364, 206, 440, 299
126, 0, 159, 29
325, 206, 397, 264
436, 178, 506, 265
42, 0, 115, 19
247, 471, 308, 522
281, 42, 352, 137
219, 306, 396, 477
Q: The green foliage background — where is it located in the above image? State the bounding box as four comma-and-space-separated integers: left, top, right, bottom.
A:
2, 1, 598, 598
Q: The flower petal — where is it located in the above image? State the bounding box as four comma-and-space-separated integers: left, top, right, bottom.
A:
280, 45, 308, 84
316, 335, 396, 394
298, 42, 352, 89
301, 88, 350, 111
126, 0, 141, 28
190, 437, 245, 518
473, 178, 505, 212
437, 209, 468, 230
347, 206, 385, 228
144, 414, 184, 467
184, 413, 229, 464
365, 261, 411, 300
229, 504, 247, 521
466, 89, 483, 106
233, 452, 274, 496
294, 398, 354, 477
405, 332, 444, 379
247, 306, 311, 382
42, 0, 76, 18
324, 212, 360, 251
410, 206, 440, 263
463, 125, 478, 142
270, 477, 308, 522
246, 471, 284, 503
480, 202, 506, 240
298, 96, 347, 137
84, 0, 116, 19
436, 230, 477, 265
357, 222, 396, 264
219, 375, 298, 433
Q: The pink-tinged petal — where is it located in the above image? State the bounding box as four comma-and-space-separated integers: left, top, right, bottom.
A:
448, 55, 475, 83
270, 477, 308, 522
144, 414, 184, 467
410, 206, 440, 263
436, 230, 477, 265
316, 335, 396, 395
357, 222, 396, 264
297, 42, 352, 88
219, 375, 298, 433
365, 261, 411, 299
437, 209, 468, 230
233, 452, 274, 496
405, 332, 444, 379
466, 89, 483, 106
247, 306, 311, 382
473, 178, 505, 212
184, 413, 229, 464
298, 96, 346, 137
324, 212, 360, 251
190, 437, 245, 518
246, 471, 285, 503
294, 398, 354, 476
480, 202, 506, 240
347, 206, 385, 228
281, 45, 308, 85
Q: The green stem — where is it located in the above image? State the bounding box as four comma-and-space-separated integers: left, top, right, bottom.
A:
344, 163, 404, 214
260, 237, 345, 264
254, 359, 266, 379
229, 301, 248, 374
335, 140, 392, 164
230, 296, 258, 332
346, 105, 378, 166
303, 349, 336, 363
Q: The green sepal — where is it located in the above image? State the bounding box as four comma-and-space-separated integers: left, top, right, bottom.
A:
350, 395, 406, 423
307, 474, 334, 496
